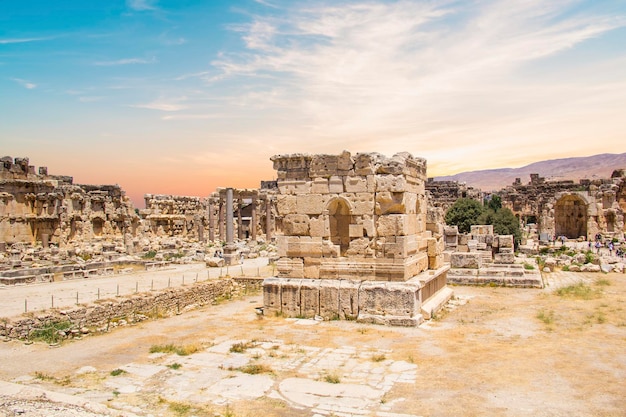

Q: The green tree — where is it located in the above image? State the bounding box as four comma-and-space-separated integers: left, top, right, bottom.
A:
444, 198, 484, 233
491, 207, 522, 246
486, 194, 502, 212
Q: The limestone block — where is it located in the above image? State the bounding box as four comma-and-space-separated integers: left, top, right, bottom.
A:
329, 176, 344, 193
337, 150, 354, 171
362, 216, 375, 237
376, 174, 407, 192
403, 192, 418, 214
358, 281, 419, 317
396, 235, 418, 255
354, 153, 376, 175
429, 254, 444, 269
300, 279, 321, 317
297, 194, 325, 215
283, 214, 310, 236
279, 279, 302, 315
477, 242, 487, 251
349, 224, 364, 238
366, 175, 376, 192
309, 216, 328, 238
451, 252, 483, 269
467, 239, 478, 252
471, 225, 493, 236
299, 238, 324, 258
278, 180, 310, 195
276, 195, 297, 216
311, 177, 329, 194
458, 234, 469, 245
263, 277, 282, 309
427, 238, 437, 257
494, 253, 515, 264
344, 176, 368, 193
303, 257, 321, 278
375, 191, 405, 215
497, 235, 514, 248
276, 259, 304, 278
345, 237, 370, 257
376, 214, 410, 237
499, 247, 514, 254
310, 155, 337, 177
346, 193, 375, 216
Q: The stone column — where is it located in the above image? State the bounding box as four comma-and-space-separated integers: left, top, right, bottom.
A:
218, 200, 225, 241
224, 188, 239, 265
208, 200, 215, 242
226, 188, 234, 244
237, 195, 243, 240
251, 197, 257, 241
266, 196, 272, 241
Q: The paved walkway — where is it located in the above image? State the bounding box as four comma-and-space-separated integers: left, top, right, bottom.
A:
541, 269, 596, 291
0, 258, 273, 318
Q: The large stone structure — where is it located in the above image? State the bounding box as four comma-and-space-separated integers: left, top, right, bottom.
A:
0, 156, 139, 249
263, 151, 451, 326
498, 172, 626, 241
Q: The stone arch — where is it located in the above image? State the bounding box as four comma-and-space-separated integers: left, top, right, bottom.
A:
326, 197, 352, 256
554, 194, 588, 239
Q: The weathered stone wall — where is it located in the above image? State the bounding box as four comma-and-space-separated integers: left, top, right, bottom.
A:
0, 156, 139, 249
0, 278, 255, 341
270, 151, 438, 282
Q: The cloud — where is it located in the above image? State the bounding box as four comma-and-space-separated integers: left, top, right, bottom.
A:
0, 37, 52, 44
130, 98, 187, 111
11, 78, 36, 89
94, 57, 157, 66
127, 0, 157, 11
206, 0, 626, 163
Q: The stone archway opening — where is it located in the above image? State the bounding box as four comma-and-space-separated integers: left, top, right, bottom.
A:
554, 195, 587, 239
328, 198, 351, 256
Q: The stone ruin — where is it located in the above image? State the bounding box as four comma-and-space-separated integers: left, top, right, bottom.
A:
444, 225, 542, 287
498, 172, 626, 243
262, 151, 453, 326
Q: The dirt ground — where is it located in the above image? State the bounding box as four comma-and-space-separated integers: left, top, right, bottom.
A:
0, 271, 625, 417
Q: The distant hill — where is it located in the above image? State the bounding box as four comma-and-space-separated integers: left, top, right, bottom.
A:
433, 153, 626, 191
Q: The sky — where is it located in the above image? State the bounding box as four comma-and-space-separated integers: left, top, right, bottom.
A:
1, 0, 625, 207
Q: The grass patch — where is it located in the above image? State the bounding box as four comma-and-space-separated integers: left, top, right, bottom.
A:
29, 320, 73, 345
323, 372, 341, 384
556, 283, 600, 300
371, 353, 386, 362
168, 401, 192, 416
536, 309, 555, 325
167, 363, 182, 370
229, 340, 257, 353
149, 343, 200, 356
238, 363, 272, 375
523, 263, 535, 270
142, 250, 157, 259
110, 368, 126, 376
595, 278, 611, 286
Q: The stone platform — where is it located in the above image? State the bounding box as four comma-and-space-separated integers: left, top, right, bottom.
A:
263, 266, 451, 326
447, 264, 543, 288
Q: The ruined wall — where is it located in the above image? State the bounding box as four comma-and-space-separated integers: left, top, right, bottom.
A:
498, 173, 625, 240
271, 151, 441, 282
0, 157, 139, 248
0, 278, 256, 341
142, 194, 208, 241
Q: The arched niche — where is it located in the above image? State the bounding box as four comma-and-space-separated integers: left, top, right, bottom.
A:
554, 194, 588, 239
327, 197, 352, 256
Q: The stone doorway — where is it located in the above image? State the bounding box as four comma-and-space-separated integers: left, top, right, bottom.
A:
554, 195, 588, 239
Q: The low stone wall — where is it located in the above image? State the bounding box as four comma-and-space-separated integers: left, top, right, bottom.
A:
0, 278, 258, 341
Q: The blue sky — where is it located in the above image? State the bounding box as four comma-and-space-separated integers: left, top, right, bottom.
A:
1, 0, 625, 206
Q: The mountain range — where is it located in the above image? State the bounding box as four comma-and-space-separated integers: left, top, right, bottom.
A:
433, 152, 626, 191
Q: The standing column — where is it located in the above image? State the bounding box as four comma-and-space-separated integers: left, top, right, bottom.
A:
265, 196, 272, 241
226, 188, 234, 244
218, 201, 225, 241
208, 200, 215, 242
250, 197, 257, 241
223, 188, 239, 265
237, 195, 243, 240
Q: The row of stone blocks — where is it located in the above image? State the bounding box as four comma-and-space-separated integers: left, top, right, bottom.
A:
263, 270, 449, 327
